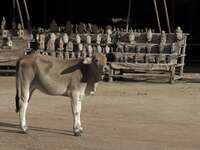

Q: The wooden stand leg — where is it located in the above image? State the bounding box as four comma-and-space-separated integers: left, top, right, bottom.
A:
169, 65, 175, 84
109, 68, 114, 82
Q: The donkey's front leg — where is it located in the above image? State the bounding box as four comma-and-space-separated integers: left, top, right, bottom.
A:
71, 92, 83, 136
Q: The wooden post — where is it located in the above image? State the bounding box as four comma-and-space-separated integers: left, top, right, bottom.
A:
179, 36, 187, 77
109, 64, 114, 82
135, 46, 140, 64
169, 65, 175, 84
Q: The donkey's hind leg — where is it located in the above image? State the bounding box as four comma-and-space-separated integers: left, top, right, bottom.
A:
19, 83, 33, 133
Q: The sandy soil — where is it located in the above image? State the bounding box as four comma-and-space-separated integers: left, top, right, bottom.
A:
0, 74, 200, 150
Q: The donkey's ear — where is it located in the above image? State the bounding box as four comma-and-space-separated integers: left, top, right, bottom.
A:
83, 57, 92, 64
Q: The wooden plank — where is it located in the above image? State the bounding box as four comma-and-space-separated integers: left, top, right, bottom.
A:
0, 69, 16, 73
110, 62, 173, 71
112, 52, 179, 56
0, 38, 27, 67
110, 73, 170, 78
0, 48, 25, 66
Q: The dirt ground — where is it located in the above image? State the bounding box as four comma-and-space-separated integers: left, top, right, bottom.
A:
0, 74, 200, 150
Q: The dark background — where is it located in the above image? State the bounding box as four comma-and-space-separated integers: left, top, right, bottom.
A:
0, 0, 199, 64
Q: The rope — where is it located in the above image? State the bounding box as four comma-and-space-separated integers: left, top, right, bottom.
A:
153, 0, 161, 33
23, 0, 31, 21
16, 0, 24, 29
13, 0, 16, 19
163, 0, 171, 33
126, 0, 132, 32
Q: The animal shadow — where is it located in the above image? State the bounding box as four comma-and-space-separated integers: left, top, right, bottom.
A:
0, 122, 74, 136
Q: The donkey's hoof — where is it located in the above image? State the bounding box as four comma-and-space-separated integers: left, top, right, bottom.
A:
21, 126, 28, 134
74, 131, 82, 136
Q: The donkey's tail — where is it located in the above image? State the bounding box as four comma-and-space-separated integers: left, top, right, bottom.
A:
15, 60, 20, 113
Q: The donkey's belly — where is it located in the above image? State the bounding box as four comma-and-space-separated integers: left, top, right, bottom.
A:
34, 75, 69, 96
